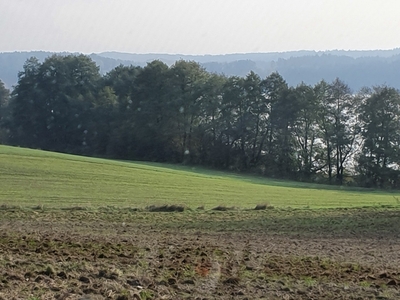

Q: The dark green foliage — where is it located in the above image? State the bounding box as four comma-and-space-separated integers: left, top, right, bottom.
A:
357, 86, 400, 188
292, 83, 322, 180
5, 54, 400, 188
10, 55, 101, 153
0, 79, 10, 143
313, 79, 360, 185
0, 79, 9, 112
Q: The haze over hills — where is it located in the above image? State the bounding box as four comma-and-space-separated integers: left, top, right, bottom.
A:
1, 49, 400, 91
99, 48, 400, 62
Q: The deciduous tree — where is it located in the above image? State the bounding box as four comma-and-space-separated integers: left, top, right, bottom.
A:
357, 86, 400, 187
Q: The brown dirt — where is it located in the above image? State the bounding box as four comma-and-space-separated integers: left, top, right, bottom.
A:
0, 208, 399, 299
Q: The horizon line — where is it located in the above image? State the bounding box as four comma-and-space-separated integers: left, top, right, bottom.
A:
1, 47, 400, 56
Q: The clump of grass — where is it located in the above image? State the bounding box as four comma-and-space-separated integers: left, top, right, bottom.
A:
42, 265, 56, 277
32, 204, 44, 211
254, 203, 274, 210
222, 277, 240, 285
61, 206, 88, 211
212, 205, 236, 211
146, 204, 185, 212
0, 204, 20, 210
126, 207, 140, 212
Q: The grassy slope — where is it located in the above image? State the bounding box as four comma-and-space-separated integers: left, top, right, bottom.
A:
1, 145, 399, 209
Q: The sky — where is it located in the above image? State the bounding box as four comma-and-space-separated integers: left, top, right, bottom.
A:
1, 0, 400, 55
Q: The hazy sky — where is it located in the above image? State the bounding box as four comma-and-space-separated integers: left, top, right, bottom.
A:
1, 0, 399, 54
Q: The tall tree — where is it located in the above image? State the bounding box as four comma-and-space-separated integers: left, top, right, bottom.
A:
292, 83, 324, 179
263, 72, 299, 177
169, 60, 209, 163
131, 60, 175, 161
331, 79, 360, 184
102, 64, 142, 114
101, 64, 142, 158
243, 71, 269, 169
0, 79, 10, 143
316, 79, 358, 184
0, 79, 9, 111
357, 86, 400, 188
88, 86, 118, 155
11, 55, 101, 152
196, 73, 227, 166
218, 71, 268, 171
9, 57, 42, 147
220, 76, 247, 169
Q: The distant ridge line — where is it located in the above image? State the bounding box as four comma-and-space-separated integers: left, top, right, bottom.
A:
1, 49, 400, 90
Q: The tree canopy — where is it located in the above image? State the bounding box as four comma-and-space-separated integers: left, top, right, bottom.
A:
2, 54, 400, 188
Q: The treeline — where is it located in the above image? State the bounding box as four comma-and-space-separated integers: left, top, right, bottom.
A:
0, 54, 400, 188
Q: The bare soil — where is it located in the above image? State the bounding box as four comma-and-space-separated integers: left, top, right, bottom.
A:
0, 207, 399, 299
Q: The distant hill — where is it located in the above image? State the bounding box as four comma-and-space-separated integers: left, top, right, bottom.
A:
1, 49, 400, 91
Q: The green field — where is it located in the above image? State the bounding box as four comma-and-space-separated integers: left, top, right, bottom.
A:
2, 145, 400, 299
1, 144, 399, 209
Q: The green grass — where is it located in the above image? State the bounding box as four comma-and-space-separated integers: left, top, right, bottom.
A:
1, 145, 400, 209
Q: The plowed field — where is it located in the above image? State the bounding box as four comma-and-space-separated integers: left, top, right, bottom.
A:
1, 207, 399, 299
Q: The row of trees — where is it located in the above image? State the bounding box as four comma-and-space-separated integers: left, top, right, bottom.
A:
1, 54, 400, 188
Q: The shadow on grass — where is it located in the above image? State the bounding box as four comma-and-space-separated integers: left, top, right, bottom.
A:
129, 161, 400, 196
